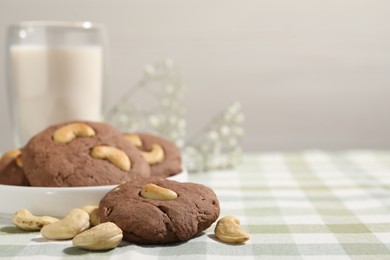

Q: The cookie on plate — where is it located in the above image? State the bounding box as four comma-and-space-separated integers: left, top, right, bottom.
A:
99, 177, 220, 244
22, 121, 151, 187
0, 149, 30, 186
124, 133, 182, 178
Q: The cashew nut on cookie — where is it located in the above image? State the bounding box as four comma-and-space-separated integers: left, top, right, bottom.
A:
53, 123, 95, 144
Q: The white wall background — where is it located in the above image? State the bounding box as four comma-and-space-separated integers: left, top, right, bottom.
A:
1, 0, 390, 152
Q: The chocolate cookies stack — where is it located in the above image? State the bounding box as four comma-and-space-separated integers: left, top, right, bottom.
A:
0, 121, 182, 187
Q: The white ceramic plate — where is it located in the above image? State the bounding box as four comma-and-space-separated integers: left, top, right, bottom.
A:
0, 169, 188, 219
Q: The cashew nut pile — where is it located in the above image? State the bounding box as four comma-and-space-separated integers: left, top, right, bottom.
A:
11, 201, 249, 252
12, 207, 123, 251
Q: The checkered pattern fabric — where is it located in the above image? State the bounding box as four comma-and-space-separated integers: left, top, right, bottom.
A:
2, 150, 390, 259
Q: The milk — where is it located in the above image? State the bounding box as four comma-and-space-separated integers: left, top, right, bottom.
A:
10, 45, 103, 145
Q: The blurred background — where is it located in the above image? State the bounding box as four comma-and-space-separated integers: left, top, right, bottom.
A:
1, 0, 390, 152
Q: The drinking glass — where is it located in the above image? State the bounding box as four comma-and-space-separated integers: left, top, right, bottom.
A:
6, 21, 106, 146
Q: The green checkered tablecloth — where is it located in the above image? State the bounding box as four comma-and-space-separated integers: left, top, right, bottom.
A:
2, 150, 390, 259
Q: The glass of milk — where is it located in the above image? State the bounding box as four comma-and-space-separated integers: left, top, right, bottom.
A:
6, 21, 106, 146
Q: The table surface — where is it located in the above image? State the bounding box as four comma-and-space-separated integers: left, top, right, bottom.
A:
2, 150, 390, 259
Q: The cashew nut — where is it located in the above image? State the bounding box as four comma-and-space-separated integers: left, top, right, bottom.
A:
41, 208, 90, 240
1, 149, 23, 168
72, 222, 123, 251
214, 216, 250, 244
15, 157, 23, 168
140, 183, 177, 201
141, 144, 164, 165
90, 146, 131, 171
82, 205, 100, 226
124, 134, 143, 147
12, 209, 59, 231
124, 134, 164, 165
53, 123, 95, 144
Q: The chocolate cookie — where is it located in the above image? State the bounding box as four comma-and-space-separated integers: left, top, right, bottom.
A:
99, 177, 220, 244
0, 149, 30, 186
22, 121, 151, 187
124, 133, 182, 178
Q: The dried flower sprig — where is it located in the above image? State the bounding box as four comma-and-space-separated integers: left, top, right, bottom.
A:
105, 60, 245, 172
183, 102, 245, 172
105, 59, 186, 148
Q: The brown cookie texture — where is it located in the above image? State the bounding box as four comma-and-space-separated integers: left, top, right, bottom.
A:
125, 133, 182, 178
22, 121, 151, 187
0, 149, 30, 186
99, 177, 220, 244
